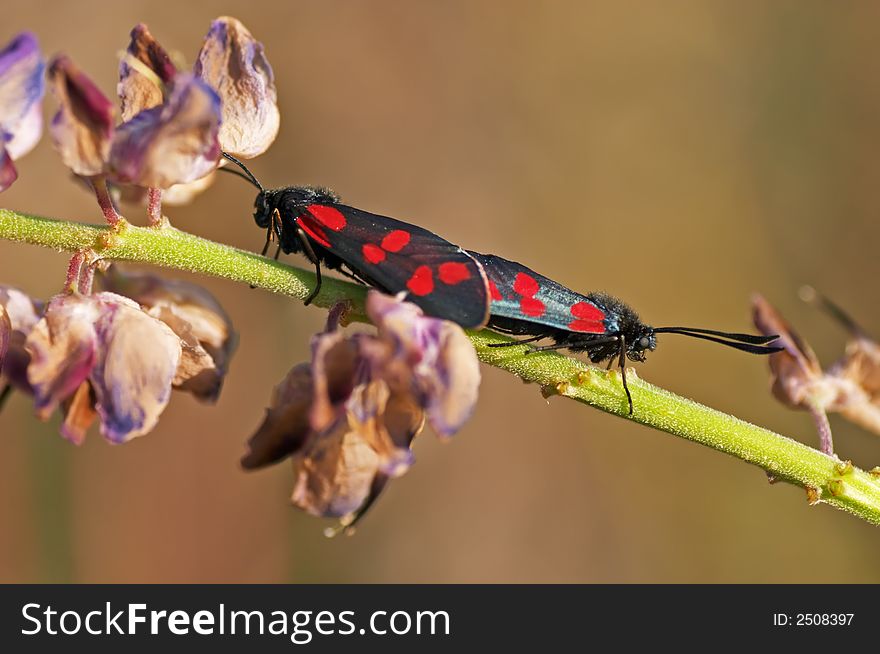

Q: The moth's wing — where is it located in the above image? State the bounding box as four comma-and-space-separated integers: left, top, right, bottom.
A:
298, 203, 490, 328
468, 252, 607, 334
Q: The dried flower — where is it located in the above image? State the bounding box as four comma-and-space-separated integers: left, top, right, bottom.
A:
752, 295, 830, 410
26, 292, 181, 443
242, 292, 481, 532
753, 292, 880, 454
0, 32, 46, 191
195, 16, 279, 158
803, 289, 880, 435
46, 17, 277, 216
97, 265, 237, 402
1, 266, 236, 442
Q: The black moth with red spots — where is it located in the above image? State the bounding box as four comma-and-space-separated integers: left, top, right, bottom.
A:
469, 252, 782, 414
221, 154, 780, 414
222, 154, 490, 329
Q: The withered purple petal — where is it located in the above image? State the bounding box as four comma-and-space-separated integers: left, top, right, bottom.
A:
48, 55, 115, 177
0, 285, 42, 334
97, 265, 237, 401
118, 23, 178, 122
241, 363, 314, 469
26, 294, 102, 419
194, 16, 279, 158
0, 32, 45, 154
88, 293, 181, 443
0, 32, 45, 191
107, 74, 221, 189
422, 321, 480, 437
309, 329, 358, 432
346, 380, 419, 477
4, 101, 43, 162
291, 424, 383, 518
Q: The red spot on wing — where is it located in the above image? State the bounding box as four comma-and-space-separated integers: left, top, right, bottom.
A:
406, 265, 434, 296
362, 243, 386, 264
513, 273, 540, 297
520, 297, 546, 317
512, 272, 543, 315
381, 230, 411, 252
305, 204, 346, 231
296, 218, 330, 247
489, 280, 503, 301
570, 301, 604, 322
568, 319, 605, 333
567, 301, 605, 333
438, 261, 471, 285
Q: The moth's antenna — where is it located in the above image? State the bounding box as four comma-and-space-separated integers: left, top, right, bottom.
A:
221, 151, 263, 192
653, 326, 778, 345
217, 166, 260, 186
653, 327, 782, 354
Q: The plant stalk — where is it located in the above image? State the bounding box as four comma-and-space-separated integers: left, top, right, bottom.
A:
3, 208, 880, 525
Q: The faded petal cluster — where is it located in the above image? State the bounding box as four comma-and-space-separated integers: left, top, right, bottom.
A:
47, 16, 277, 202
26, 292, 184, 443
1, 272, 236, 443
753, 293, 880, 443
114, 23, 217, 204
48, 54, 218, 191
242, 292, 481, 530
0, 32, 46, 191
108, 74, 221, 189
97, 266, 236, 402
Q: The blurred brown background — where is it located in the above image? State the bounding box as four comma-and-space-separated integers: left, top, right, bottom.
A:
2, 0, 880, 583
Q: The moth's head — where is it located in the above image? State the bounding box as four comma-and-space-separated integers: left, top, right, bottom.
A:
625, 323, 657, 361
586, 292, 655, 362
253, 188, 277, 229
253, 186, 341, 233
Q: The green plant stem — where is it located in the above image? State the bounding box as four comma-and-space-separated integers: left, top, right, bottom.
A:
0, 209, 367, 312
3, 208, 880, 525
